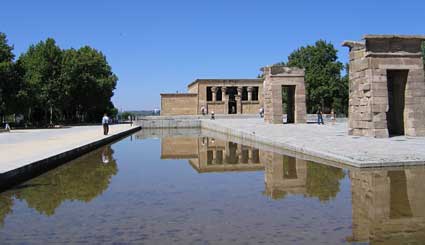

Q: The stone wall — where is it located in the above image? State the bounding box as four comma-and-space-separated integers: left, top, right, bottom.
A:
206, 102, 226, 114
241, 101, 261, 114
160, 93, 198, 116
262, 66, 307, 124
343, 35, 425, 137
161, 136, 199, 159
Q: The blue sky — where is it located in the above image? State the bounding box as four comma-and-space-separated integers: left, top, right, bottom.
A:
1, 0, 424, 110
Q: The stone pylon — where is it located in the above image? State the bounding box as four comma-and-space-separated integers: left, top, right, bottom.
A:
262, 65, 307, 124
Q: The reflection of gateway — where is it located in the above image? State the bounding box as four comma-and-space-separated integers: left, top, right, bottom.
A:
348, 168, 425, 244
160, 136, 264, 173
263, 152, 345, 201
264, 153, 307, 199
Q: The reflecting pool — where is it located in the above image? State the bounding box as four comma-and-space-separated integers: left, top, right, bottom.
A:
1, 129, 425, 244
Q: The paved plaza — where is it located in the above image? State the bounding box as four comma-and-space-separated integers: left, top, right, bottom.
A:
201, 118, 425, 167
0, 125, 137, 174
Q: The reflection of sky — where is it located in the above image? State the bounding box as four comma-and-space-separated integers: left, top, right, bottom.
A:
0, 134, 423, 244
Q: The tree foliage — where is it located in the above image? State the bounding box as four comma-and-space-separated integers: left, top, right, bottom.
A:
0, 32, 118, 126
17, 38, 63, 124
60, 46, 118, 122
280, 40, 347, 114
0, 33, 21, 117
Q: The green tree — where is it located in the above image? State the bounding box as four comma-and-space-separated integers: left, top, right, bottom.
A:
333, 63, 349, 115
60, 46, 118, 122
17, 38, 63, 125
0, 33, 21, 119
282, 40, 346, 114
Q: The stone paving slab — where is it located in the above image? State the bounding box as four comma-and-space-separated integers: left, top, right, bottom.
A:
200, 118, 425, 167
0, 125, 138, 174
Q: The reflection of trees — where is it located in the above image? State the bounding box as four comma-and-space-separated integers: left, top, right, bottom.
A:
305, 162, 345, 202
263, 153, 345, 202
0, 193, 14, 227
12, 146, 118, 216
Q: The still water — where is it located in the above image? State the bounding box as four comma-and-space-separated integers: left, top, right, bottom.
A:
1, 130, 425, 244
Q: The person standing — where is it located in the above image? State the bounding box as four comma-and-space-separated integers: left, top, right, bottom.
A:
201, 106, 206, 116
102, 113, 109, 135
317, 107, 324, 125
211, 111, 215, 120
330, 108, 336, 125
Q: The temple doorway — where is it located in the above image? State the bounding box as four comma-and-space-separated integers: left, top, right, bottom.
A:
282, 85, 295, 123
387, 70, 408, 136
227, 87, 237, 114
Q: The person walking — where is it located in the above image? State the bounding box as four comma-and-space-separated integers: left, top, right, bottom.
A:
4, 122, 11, 132
102, 113, 109, 135
317, 107, 324, 125
211, 111, 215, 120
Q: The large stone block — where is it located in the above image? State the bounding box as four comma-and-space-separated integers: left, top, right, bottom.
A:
373, 112, 386, 121
350, 59, 369, 72
372, 97, 389, 106
350, 50, 366, 61
373, 129, 389, 138
371, 104, 388, 113
373, 121, 388, 129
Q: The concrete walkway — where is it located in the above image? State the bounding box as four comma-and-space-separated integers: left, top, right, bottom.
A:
0, 125, 138, 174
201, 118, 425, 167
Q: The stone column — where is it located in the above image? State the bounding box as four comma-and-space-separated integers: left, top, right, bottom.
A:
222, 86, 228, 114
247, 86, 253, 101
211, 86, 217, 102
237, 86, 243, 114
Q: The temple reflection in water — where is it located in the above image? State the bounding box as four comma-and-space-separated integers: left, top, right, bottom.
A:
158, 133, 425, 243
161, 136, 263, 173
348, 168, 425, 243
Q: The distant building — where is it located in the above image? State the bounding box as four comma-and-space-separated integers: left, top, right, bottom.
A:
160, 79, 263, 116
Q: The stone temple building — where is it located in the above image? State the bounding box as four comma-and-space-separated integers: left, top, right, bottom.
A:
160, 65, 308, 126
343, 35, 425, 137
262, 65, 307, 124
161, 79, 263, 116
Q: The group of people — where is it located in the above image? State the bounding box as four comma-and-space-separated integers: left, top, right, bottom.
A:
201, 106, 216, 120
187, 105, 335, 126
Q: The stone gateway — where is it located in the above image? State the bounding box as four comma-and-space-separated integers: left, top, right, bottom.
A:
262, 65, 307, 124
343, 35, 425, 137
